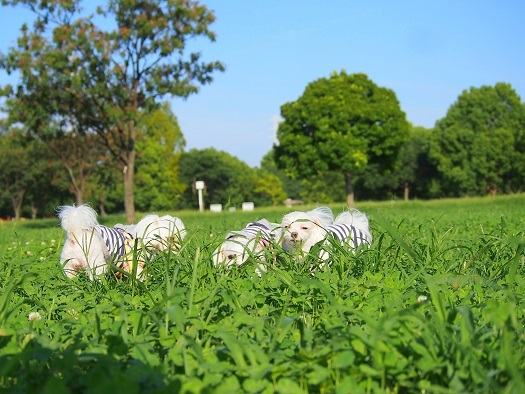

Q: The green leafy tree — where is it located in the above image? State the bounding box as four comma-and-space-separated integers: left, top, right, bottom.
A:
299, 171, 346, 204
178, 148, 258, 209
274, 71, 410, 207
0, 0, 224, 222
430, 83, 525, 196
84, 153, 124, 216
254, 171, 287, 206
0, 131, 30, 219
388, 125, 438, 200
0, 129, 57, 219
24, 139, 65, 218
260, 150, 304, 201
46, 132, 107, 205
135, 102, 186, 212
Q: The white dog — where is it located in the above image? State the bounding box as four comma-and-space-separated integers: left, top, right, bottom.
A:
213, 219, 280, 275
58, 205, 186, 280
281, 207, 372, 260
281, 206, 334, 256
57, 204, 142, 280
128, 213, 187, 257
319, 210, 373, 260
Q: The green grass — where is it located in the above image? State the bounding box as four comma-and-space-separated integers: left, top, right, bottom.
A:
1, 195, 524, 393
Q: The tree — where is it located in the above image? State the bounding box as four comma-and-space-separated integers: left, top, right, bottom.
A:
0, 131, 30, 219
178, 148, 258, 209
84, 153, 124, 216
262, 149, 347, 205
24, 139, 64, 218
254, 171, 287, 206
391, 125, 438, 200
430, 83, 525, 197
0, 128, 56, 219
135, 102, 186, 211
274, 71, 410, 208
0, 0, 224, 222
299, 171, 346, 204
260, 150, 304, 201
46, 131, 107, 205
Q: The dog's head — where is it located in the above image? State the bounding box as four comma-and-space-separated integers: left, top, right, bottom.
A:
60, 228, 108, 279
281, 207, 334, 254
213, 235, 258, 269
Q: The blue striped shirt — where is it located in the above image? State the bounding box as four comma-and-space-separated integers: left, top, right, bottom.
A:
227, 220, 276, 243
325, 223, 371, 248
95, 225, 129, 259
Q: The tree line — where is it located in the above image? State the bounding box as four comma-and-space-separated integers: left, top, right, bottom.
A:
1, 1, 524, 220
2, 76, 524, 219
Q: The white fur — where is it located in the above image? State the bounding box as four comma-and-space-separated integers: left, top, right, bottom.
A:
213, 219, 280, 276
132, 214, 187, 254
58, 206, 187, 281
57, 205, 131, 280
281, 207, 372, 260
318, 210, 373, 260
281, 206, 335, 255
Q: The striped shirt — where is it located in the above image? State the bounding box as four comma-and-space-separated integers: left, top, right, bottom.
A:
95, 225, 131, 259
325, 223, 371, 248
227, 220, 276, 245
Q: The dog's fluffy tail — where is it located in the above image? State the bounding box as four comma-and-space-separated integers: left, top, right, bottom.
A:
57, 204, 99, 232
335, 209, 372, 242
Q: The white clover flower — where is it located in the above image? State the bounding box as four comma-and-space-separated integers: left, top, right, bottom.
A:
40, 241, 46, 246
417, 295, 428, 303
26, 251, 33, 256
51, 239, 56, 244
25, 242, 30, 245
40, 256, 45, 261
66, 309, 79, 320
28, 312, 42, 321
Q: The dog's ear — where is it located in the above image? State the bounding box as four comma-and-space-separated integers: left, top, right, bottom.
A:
308, 207, 334, 227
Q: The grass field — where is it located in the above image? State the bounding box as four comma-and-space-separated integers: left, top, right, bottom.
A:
1, 195, 524, 393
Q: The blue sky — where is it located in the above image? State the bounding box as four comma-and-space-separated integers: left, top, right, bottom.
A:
2, 1, 524, 167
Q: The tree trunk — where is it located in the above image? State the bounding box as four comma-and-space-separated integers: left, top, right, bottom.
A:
30, 201, 38, 219
123, 153, 136, 223
99, 200, 107, 217
404, 182, 410, 201
487, 184, 497, 197
344, 171, 355, 208
66, 167, 84, 205
74, 188, 83, 205
119, 89, 139, 223
12, 190, 25, 220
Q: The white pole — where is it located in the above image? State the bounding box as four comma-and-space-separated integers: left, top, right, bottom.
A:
198, 189, 203, 212
195, 181, 205, 212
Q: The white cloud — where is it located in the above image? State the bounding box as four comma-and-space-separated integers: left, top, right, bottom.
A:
269, 114, 282, 144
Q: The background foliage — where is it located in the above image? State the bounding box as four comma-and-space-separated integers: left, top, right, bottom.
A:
0, 1, 524, 219
2, 77, 525, 219
274, 71, 410, 207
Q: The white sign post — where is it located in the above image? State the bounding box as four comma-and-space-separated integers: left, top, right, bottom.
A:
195, 181, 205, 212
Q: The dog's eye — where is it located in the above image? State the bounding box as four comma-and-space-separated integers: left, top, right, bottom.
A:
301, 226, 309, 230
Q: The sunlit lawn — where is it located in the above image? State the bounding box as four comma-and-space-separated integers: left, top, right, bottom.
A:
1, 195, 524, 393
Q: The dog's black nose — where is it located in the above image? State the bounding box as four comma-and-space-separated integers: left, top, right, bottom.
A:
291, 232, 298, 239
227, 254, 235, 260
